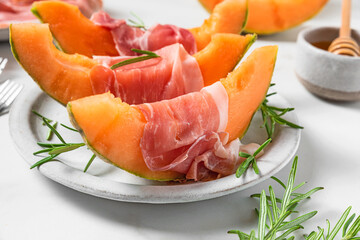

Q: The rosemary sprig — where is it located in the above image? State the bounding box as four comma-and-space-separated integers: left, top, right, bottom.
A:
305, 207, 360, 240
229, 157, 324, 240
31, 111, 95, 172
110, 49, 160, 70
128, 11, 146, 30
236, 138, 272, 178
260, 84, 304, 139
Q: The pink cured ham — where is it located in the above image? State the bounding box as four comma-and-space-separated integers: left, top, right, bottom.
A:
186, 141, 262, 181
91, 11, 197, 56
91, 43, 203, 105
0, 0, 102, 26
135, 81, 247, 180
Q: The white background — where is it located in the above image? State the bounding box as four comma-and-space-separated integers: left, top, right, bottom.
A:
1, 0, 360, 239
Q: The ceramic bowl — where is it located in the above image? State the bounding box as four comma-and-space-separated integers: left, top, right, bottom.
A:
295, 26, 360, 101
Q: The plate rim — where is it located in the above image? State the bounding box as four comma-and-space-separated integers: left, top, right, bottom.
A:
9, 84, 301, 204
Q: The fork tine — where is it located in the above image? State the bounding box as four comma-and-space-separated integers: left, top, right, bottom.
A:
4, 84, 22, 106
0, 79, 10, 93
0, 58, 7, 75
0, 82, 22, 114
0, 81, 16, 102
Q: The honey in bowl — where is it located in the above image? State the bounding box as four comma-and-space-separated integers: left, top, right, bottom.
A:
311, 41, 332, 51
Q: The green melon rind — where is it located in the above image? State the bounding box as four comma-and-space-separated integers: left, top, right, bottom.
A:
67, 103, 184, 181
241, 0, 249, 32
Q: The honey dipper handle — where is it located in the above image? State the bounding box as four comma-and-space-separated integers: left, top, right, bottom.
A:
340, 0, 351, 37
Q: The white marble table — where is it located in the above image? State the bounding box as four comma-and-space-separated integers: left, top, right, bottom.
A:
1, 0, 360, 239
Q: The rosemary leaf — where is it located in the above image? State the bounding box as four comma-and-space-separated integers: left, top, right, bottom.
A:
46, 121, 57, 140
343, 214, 356, 237
128, 11, 146, 30
37, 142, 68, 147
84, 154, 96, 173
42, 118, 66, 144
259, 190, 267, 240
48, 143, 85, 155
30, 154, 60, 169
110, 49, 160, 70
60, 123, 78, 132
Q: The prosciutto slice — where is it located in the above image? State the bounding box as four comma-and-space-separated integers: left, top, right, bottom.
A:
91, 43, 203, 105
0, 0, 102, 26
186, 140, 262, 181
136, 81, 240, 180
91, 11, 197, 56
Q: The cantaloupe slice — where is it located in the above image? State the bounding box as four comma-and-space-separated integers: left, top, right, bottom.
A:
68, 46, 278, 180
10, 23, 255, 104
189, 0, 248, 50
194, 33, 255, 86
32, 1, 248, 55
198, 0, 328, 34
32, 1, 118, 57
10, 23, 96, 105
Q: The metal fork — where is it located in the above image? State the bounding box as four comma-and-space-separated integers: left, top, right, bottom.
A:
0, 80, 23, 115
0, 57, 8, 75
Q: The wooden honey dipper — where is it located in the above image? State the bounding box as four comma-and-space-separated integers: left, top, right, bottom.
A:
328, 0, 360, 57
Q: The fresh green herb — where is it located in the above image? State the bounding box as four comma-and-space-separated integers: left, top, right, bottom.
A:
31, 111, 95, 172
128, 11, 147, 30
110, 49, 160, 70
304, 207, 360, 240
229, 157, 324, 239
84, 154, 96, 173
46, 121, 57, 140
260, 84, 304, 139
236, 138, 272, 178
60, 123, 78, 132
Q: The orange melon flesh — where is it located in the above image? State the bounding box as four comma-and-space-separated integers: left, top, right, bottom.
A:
10, 23, 254, 104
10, 23, 96, 105
189, 0, 248, 51
198, 0, 224, 12
68, 46, 278, 180
193, 33, 256, 86
198, 0, 328, 34
32, 1, 118, 57
222, 46, 278, 140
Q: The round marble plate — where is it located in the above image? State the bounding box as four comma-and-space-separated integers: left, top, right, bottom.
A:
9, 85, 301, 204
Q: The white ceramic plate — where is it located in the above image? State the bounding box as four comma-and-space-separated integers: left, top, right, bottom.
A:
9, 85, 301, 204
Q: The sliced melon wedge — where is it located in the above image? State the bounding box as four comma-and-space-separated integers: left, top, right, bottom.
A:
198, 0, 328, 34
189, 0, 248, 50
32, 1, 118, 57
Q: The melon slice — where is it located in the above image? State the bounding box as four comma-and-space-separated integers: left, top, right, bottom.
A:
32, 0, 248, 55
68, 46, 278, 180
189, 0, 248, 50
32, 1, 118, 57
10, 23, 96, 105
10, 23, 255, 104
194, 33, 255, 86
198, 0, 328, 34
